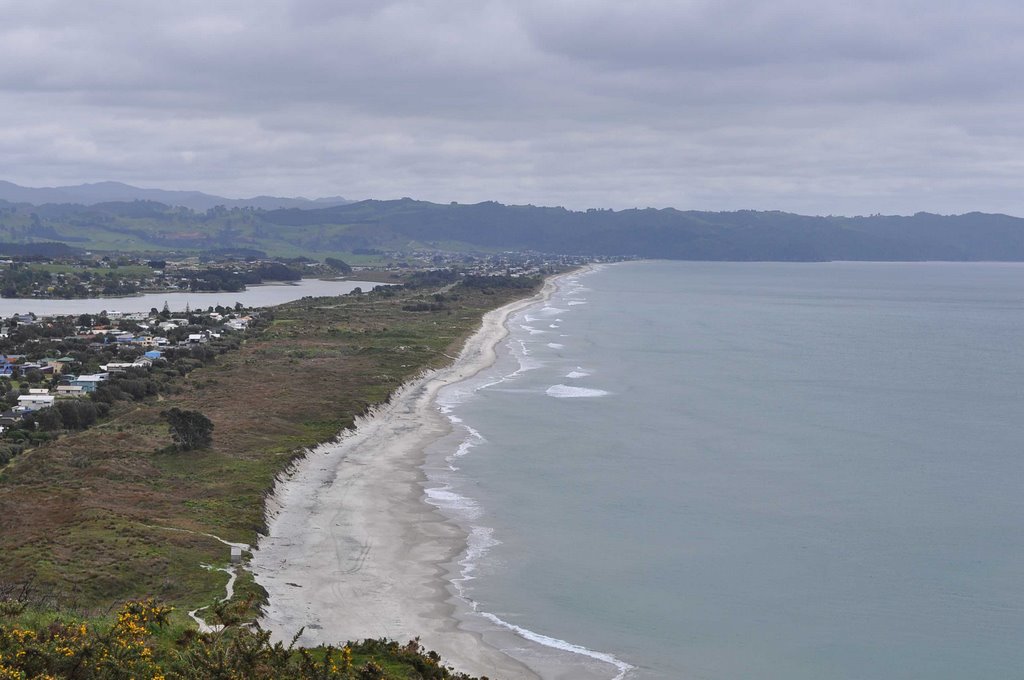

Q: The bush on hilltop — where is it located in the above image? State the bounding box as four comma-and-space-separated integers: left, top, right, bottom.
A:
0, 598, 488, 680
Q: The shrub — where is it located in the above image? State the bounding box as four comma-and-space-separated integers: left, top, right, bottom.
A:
162, 408, 214, 450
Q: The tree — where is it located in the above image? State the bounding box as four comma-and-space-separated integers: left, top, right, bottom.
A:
161, 408, 214, 450
325, 257, 352, 275
33, 407, 63, 432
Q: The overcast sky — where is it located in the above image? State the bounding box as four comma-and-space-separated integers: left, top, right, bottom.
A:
1, 1, 1022, 215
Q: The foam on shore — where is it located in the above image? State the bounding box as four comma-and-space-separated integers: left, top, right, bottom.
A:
252, 267, 624, 680
546, 384, 611, 398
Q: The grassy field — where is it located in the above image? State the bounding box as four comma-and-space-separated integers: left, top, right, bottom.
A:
0, 280, 538, 629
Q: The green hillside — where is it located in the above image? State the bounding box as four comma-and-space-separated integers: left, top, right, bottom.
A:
3, 197, 1024, 261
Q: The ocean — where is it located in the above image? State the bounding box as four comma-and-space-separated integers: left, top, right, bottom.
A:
425, 260, 1024, 679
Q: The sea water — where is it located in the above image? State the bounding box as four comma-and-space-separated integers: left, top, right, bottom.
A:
426, 261, 1024, 679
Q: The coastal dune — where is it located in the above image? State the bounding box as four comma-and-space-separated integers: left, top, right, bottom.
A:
252, 280, 559, 679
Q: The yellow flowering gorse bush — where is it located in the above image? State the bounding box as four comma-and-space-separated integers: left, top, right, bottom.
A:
1, 597, 480, 679
0, 599, 170, 680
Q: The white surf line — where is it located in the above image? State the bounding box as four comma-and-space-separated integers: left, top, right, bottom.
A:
479, 612, 634, 680
443, 265, 635, 680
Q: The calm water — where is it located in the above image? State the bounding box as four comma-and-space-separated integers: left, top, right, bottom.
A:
0, 278, 378, 316
428, 261, 1024, 679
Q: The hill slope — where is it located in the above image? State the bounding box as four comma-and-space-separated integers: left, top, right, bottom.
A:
0, 194, 1023, 261
0, 180, 350, 212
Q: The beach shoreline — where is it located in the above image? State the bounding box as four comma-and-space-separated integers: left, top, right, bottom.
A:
252, 269, 613, 679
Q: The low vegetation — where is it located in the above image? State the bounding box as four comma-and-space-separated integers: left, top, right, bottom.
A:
0, 597, 487, 679
0, 273, 542, 676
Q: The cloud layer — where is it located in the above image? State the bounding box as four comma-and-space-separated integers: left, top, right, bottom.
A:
1, 1, 1022, 215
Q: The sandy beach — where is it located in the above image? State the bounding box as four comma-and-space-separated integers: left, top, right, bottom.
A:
252, 275, 566, 679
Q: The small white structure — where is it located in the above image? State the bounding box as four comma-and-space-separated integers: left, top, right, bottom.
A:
100, 362, 135, 372
230, 546, 243, 564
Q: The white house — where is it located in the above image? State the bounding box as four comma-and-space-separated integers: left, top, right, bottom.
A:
17, 394, 54, 411
100, 362, 135, 372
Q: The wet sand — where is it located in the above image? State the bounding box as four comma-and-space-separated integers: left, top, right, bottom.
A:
252, 278, 562, 678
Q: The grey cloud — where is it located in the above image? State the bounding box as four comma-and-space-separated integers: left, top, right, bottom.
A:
1, 0, 1023, 215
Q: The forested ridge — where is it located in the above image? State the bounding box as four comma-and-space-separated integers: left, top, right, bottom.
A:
2, 196, 1023, 261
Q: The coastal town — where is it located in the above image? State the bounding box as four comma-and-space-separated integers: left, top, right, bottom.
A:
0, 249, 592, 466
0, 249, 606, 299
0, 304, 256, 463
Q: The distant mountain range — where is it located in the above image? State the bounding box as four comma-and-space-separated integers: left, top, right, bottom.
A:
0, 180, 351, 212
1, 186, 1024, 262
257, 199, 1024, 261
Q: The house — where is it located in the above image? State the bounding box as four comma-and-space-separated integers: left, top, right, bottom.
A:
100, 362, 135, 373
45, 357, 76, 375
101, 358, 152, 372
70, 373, 109, 393
99, 356, 153, 372
0, 411, 22, 430
0, 355, 25, 376
144, 350, 162, 360
225, 316, 252, 331
56, 385, 85, 397
186, 333, 206, 344
17, 394, 54, 411
19, 362, 54, 376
